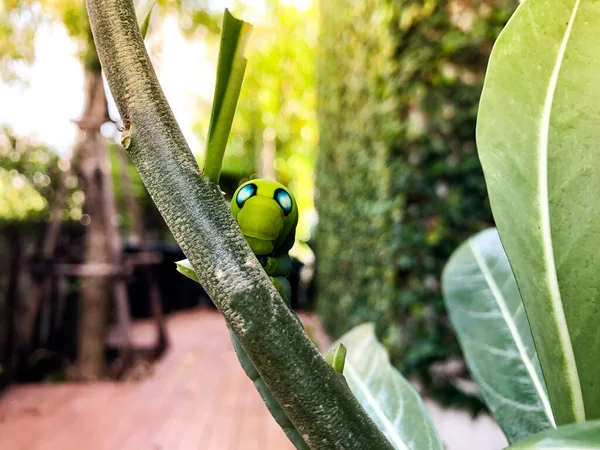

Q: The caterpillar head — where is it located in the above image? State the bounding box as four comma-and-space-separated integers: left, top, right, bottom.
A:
230, 179, 299, 256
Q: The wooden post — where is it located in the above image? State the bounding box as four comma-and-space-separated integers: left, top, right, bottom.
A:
20, 170, 70, 356
77, 69, 133, 380
3, 225, 23, 382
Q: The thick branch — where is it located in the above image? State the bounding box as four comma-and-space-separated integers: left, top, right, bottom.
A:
85, 1, 394, 448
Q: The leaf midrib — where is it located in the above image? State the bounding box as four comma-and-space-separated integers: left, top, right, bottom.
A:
537, 0, 585, 422
344, 363, 410, 450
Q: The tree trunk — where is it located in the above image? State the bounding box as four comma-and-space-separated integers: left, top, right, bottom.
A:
76, 69, 132, 380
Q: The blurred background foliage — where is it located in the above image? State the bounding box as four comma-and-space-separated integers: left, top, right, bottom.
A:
0, 0, 40, 82
0, 127, 164, 234
0, 128, 76, 224
0, 0, 220, 79
316, 0, 516, 411
0, 0, 96, 79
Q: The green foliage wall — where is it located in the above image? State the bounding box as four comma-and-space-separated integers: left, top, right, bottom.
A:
316, 0, 516, 409
0, 128, 66, 223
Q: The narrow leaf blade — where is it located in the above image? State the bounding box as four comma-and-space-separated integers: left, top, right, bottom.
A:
507, 421, 600, 449
332, 323, 443, 450
442, 228, 554, 442
139, 1, 155, 39
203, 9, 252, 184
476, 0, 600, 423
135, 0, 155, 39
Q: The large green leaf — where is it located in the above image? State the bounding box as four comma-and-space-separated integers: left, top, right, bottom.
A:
508, 421, 600, 449
476, 0, 600, 424
443, 228, 554, 442
332, 323, 443, 450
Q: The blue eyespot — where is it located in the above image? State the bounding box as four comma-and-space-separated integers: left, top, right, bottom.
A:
274, 189, 293, 216
236, 183, 257, 208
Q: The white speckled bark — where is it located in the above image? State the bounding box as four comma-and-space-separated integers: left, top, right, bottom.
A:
85, 0, 395, 448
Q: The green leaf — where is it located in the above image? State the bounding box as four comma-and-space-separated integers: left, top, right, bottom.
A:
325, 343, 347, 374
203, 9, 252, 184
442, 228, 555, 442
175, 258, 197, 282
134, 0, 155, 39
332, 323, 443, 450
139, 1, 155, 39
507, 421, 600, 449
476, 0, 600, 424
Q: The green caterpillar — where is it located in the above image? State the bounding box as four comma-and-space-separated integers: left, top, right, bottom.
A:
229, 178, 346, 371
228, 179, 309, 449
230, 179, 298, 306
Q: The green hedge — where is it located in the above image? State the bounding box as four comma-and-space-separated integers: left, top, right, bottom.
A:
316, 0, 516, 410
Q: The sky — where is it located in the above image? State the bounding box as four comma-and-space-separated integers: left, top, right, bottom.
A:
0, 0, 312, 157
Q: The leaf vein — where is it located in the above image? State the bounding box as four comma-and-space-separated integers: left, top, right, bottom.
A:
468, 239, 555, 425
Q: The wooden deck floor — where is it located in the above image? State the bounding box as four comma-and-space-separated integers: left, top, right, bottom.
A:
0, 309, 323, 450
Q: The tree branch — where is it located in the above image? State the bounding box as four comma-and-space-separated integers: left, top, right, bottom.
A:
85, 0, 394, 447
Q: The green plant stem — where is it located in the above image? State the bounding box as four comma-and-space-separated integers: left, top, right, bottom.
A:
85, 1, 394, 448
